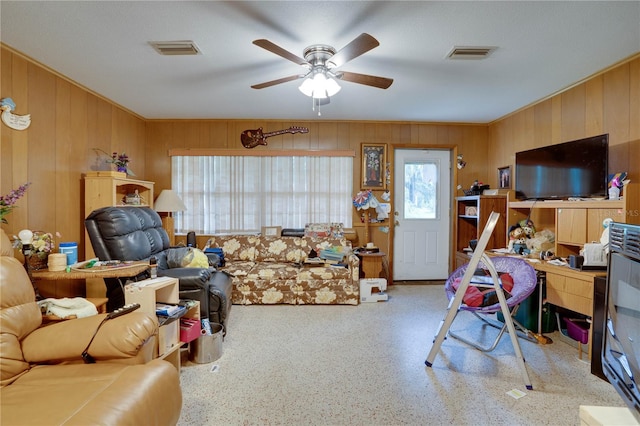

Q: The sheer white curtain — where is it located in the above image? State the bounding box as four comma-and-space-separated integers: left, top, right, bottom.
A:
172, 155, 353, 234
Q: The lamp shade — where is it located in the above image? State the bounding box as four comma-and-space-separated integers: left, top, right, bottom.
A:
154, 190, 187, 213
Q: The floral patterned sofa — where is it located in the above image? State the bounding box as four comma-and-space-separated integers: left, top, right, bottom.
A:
203, 235, 359, 305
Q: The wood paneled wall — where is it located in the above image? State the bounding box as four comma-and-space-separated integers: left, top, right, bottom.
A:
487, 56, 640, 190
145, 120, 488, 247
1, 45, 146, 257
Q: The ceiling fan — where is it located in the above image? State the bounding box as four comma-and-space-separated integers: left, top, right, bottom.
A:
251, 33, 393, 111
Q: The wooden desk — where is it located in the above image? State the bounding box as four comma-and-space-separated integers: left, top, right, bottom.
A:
534, 261, 605, 361
533, 261, 605, 318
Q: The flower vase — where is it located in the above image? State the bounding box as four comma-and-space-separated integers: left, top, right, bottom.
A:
117, 166, 127, 174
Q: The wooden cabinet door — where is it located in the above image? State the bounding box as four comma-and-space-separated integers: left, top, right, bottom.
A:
556, 208, 587, 244
587, 208, 625, 243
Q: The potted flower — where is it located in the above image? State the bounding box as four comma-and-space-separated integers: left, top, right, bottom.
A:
94, 148, 135, 176
0, 182, 30, 224
109, 152, 130, 174
13, 231, 54, 270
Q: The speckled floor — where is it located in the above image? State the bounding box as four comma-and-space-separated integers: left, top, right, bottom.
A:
177, 285, 624, 426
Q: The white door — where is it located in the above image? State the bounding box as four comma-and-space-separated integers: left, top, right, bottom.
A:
393, 149, 451, 280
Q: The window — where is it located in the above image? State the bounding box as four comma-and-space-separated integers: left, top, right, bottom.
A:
404, 161, 438, 219
172, 155, 353, 234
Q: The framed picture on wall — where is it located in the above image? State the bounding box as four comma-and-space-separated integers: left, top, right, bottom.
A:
361, 143, 387, 189
498, 166, 511, 189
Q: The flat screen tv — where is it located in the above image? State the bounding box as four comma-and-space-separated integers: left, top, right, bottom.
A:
515, 134, 608, 200
602, 222, 640, 423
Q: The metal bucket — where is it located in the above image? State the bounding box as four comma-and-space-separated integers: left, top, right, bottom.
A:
188, 323, 224, 364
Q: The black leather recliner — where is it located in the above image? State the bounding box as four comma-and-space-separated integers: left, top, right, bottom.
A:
85, 206, 232, 329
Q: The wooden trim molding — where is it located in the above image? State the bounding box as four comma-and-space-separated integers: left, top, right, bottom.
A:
168, 149, 356, 157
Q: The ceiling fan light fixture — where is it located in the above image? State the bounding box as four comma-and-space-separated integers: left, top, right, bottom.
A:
298, 72, 341, 99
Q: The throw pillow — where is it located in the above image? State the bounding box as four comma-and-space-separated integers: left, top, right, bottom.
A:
451, 269, 514, 307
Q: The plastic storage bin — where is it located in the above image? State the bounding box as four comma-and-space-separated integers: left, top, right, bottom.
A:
497, 272, 555, 333
565, 318, 589, 344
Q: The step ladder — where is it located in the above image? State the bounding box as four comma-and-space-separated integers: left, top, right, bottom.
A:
425, 211, 533, 390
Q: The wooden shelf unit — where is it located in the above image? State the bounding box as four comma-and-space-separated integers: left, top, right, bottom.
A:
83, 174, 155, 291
507, 183, 639, 258
455, 195, 507, 253
124, 276, 181, 370
84, 174, 154, 214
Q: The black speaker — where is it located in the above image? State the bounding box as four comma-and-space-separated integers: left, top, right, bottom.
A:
186, 231, 196, 248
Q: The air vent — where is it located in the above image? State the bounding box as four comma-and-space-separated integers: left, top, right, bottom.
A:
447, 46, 497, 60
149, 41, 201, 56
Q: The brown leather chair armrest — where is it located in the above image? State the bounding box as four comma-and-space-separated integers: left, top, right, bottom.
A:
22, 312, 158, 364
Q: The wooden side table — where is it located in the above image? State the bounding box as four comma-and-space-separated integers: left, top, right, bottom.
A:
358, 252, 386, 279
31, 262, 149, 281
31, 262, 149, 304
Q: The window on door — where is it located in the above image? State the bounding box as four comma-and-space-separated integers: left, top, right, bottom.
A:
403, 162, 438, 220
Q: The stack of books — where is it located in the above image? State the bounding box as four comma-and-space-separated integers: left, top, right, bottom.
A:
155, 303, 187, 318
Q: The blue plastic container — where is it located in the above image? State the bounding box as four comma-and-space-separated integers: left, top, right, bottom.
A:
59, 242, 78, 265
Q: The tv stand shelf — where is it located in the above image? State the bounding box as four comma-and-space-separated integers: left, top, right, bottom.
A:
509, 199, 624, 209
507, 183, 639, 258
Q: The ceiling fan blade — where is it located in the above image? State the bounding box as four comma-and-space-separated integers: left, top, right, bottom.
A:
338, 71, 393, 89
327, 33, 379, 68
253, 39, 308, 66
251, 74, 303, 89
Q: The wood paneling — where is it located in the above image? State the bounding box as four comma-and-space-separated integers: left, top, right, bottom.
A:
1, 46, 145, 258
488, 56, 640, 192
145, 119, 488, 253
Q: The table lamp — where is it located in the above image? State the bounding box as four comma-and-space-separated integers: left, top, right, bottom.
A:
154, 190, 187, 246
18, 229, 34, 268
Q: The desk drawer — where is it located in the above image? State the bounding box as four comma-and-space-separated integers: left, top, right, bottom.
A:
546, 273, 593, 316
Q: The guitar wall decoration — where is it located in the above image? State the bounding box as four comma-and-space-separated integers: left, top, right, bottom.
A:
241, 126, 309, 149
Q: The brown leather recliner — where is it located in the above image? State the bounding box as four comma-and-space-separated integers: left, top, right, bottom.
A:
0, 230, 182, 425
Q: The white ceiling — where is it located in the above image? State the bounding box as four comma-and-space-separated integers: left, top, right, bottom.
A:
1, 1, 639, 123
